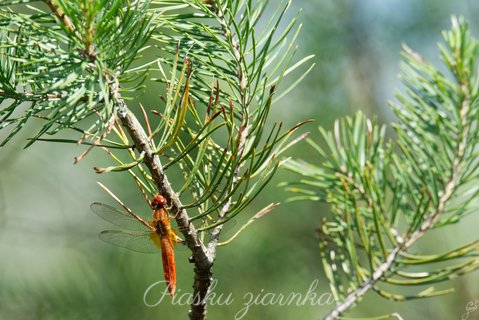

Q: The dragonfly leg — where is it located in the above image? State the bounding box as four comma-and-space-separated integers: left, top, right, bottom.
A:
170, 230, 184, 244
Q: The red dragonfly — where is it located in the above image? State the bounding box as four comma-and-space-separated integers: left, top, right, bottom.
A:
92, 192, 235, 297
91, 194, 181, 296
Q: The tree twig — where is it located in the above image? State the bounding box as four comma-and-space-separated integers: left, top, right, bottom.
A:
323, 90, 471, 320
110, 74, 214, 319
43, 0, 75, 33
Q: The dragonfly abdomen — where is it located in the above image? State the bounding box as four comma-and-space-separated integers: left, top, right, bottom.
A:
160, 235, 176, 296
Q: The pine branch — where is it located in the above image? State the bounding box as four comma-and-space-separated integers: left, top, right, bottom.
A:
112, 80, 208, 260
284, 16, 479, 320
112, 80, 215, 318
325, 43, 473, 319
4, 2, 216, 317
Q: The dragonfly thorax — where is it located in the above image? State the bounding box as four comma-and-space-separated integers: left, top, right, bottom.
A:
154, 219, 170, 236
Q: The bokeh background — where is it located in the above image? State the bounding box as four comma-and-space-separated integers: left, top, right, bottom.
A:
1, 1, 479, 319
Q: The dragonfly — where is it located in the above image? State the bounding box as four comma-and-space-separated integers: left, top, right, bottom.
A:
92, 193, 235, 297
92, 194, 182, 296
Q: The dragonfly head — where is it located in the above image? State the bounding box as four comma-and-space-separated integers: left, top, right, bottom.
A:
151, 194, 167, 209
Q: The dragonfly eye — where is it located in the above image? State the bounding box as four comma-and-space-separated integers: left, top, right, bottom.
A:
151, 194, 167, 209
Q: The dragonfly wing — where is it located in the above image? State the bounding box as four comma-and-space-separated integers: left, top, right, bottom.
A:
91, 202, 151, 232
99, 230, 160, 254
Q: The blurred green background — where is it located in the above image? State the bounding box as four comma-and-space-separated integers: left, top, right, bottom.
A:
1, 1, 479, 319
